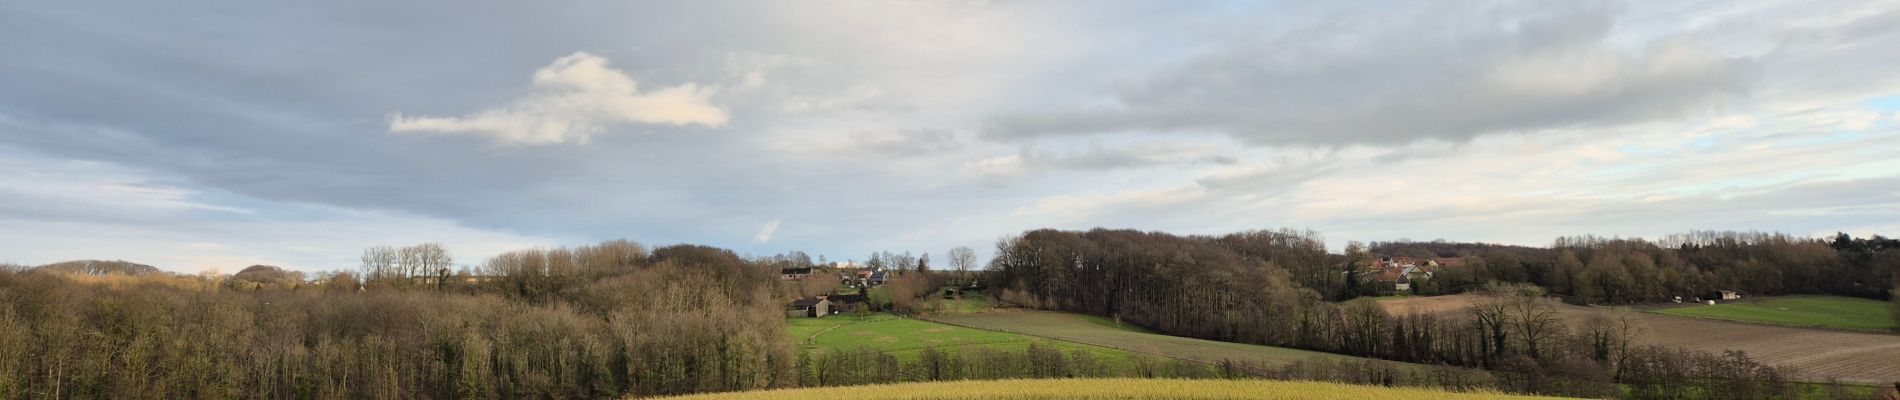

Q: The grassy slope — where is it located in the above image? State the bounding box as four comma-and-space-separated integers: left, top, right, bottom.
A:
1652, 295, 1899, 331
926, 311, 1356, 369
646, 378, 1567, 400
923, 290, 994, 314
787, 313, 1137, 366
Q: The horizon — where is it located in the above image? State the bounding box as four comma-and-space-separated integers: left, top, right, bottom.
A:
3, 228, 1879, 274
4, 0, 1899, 273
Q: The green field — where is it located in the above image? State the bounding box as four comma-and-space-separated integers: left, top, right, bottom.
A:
1652, 295, 1899, 331
926, 311, 1357, 369
786, 313, 1137, 365
647, 378, 1567, 400
920, 289, 994, 314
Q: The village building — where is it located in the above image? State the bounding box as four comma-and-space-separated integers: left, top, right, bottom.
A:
787, 298, 830, 318
1364, 256, 1465, 292
823, 293, 867, 314
780, 267, 813, 280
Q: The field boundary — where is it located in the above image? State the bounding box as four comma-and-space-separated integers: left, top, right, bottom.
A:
1639, 308, 1900, 334
803, 322, 846, 345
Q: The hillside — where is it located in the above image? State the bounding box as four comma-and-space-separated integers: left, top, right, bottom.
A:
645, 378, 1567, 400
789, 313, 1136, 366
33, 260, 162, 276
230, 265, 300, 286
926, 311, 1359, 369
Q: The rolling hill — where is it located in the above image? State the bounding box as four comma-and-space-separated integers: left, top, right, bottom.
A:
33, 259, 162, 276
925, 310, 1360, 370
789, 312, 1138, 366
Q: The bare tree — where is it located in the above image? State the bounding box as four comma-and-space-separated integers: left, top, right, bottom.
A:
948, 246, 978, 283
1470, 291, 1512, 367
360, 245, 400, 286
1582, 314, 1642, 381
1506, 289, 1564, 362
411, 243, 453, 283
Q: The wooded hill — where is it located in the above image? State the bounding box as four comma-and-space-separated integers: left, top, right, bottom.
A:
30, 259, 162, 276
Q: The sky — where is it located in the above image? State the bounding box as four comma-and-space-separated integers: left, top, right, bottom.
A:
2, 0, 1899, 273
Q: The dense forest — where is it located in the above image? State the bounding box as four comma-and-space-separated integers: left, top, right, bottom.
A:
0, 242, 802, 399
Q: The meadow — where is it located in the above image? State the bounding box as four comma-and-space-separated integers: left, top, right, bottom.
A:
644, 378, 1569, 400
925, 311, 1356, 369
1651, 295, 1898, 331
787, 312, 1137, 366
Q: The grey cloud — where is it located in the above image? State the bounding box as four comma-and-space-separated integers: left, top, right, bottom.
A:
986, 1, 1756, 146
0, 0, 1108, 260
1194, 161, 1337, 195
1, 0, 1893, 267
854, 129, 964, 154
1020, 143, 1235, 171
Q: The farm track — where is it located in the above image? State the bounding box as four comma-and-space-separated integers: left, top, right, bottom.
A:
1379, 294, 1900, 384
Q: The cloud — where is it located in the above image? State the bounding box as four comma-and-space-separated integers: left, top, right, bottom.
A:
389, 52, 728, 145
968, 141, 1237, 181
0, 145, 561, 271
854, 128, 963, 154
4, 0, 1899, 266
753, 219, 781, 244
985, 2, 1755, 146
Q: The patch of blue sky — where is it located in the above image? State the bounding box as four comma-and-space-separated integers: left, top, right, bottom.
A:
181, 189, 341, 223
1860, 93, 1900, 112
1785, 131, 1868, 146
1587, 164, 1651, 179
1686, 135, 1721, 151
1615, 145, 1675, 157
1649, 171, 1834, 200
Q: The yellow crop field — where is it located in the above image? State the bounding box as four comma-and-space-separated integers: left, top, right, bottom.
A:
641, 378, 1570, 400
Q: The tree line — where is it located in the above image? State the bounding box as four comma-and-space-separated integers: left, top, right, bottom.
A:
0, 241, 800, 399
1374, 231, 1900, 306
4, 227, 1893, 398
987, 228, 1811, 399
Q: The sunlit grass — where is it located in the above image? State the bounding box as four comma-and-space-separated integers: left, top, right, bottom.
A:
787, 312, 1137, 366
643, 378, 1569, 399
1653, 295, 1898, 331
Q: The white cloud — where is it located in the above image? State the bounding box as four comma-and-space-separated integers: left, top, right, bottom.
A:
389, 52, 728, 145
753, 219, 781, 244
0, 148, 563, 271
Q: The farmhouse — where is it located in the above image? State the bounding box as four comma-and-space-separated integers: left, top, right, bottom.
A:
824, 293, 867, 314
1366, 257, 1440, 292
781, 267, 813, 280
788, 298, 830, 318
